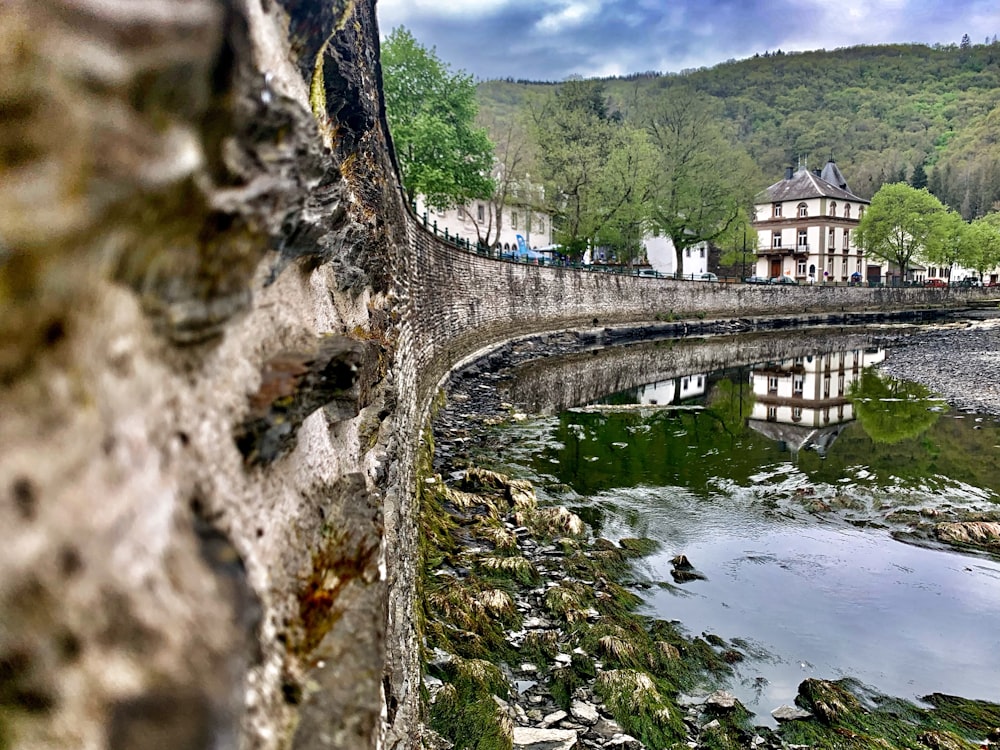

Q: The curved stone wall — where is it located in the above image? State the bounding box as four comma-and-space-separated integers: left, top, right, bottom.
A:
1, 2, 997, 750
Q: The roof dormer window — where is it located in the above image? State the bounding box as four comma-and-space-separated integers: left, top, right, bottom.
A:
829, 201, 837, 217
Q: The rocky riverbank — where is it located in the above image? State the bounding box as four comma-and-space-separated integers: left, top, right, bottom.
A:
418, 465, 1000, 750
873, 313, 1000, 417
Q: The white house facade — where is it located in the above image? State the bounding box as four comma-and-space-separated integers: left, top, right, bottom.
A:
413, 196, 553, 253
644, 232, 710, 277
752, 161, 871, 284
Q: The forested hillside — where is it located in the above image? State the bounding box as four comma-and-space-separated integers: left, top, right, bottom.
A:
478, 41, 1000, 217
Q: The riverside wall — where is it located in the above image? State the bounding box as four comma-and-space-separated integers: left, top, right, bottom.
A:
1, 2, 997, 750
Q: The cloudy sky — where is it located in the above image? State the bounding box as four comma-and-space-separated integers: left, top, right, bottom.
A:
376, 0, 1000, 81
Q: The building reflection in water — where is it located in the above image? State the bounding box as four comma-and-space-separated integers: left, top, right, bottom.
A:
633, 372, 707, 405
748, 347, 885, 457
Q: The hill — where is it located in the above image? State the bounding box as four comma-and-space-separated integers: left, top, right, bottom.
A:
478, 42, 1000, 216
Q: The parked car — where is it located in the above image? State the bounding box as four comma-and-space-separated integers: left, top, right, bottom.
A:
924, 278, 946, 288
744, 275, 770, 284
692, 272, 719, 282
638, 269, 662, 278
957, 277, 983, 287
770, 276, 799, 285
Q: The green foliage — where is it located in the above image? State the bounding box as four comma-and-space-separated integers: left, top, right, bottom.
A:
849, 369, 941, 444
964, 215, 1000, 278
778, 678, 1000, 749
478, 42, 1000, 211
382, 27, 495, 209
528, 79, 653, 259
639, 86, 762, 269
855, 183, 950, 281
594, 669, 687, 748
429, 659, 513, 750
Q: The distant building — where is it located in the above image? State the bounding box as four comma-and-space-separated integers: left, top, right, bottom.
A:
644, 230, 712, 278
413, 196, 553, 254
752, 161, 871, 284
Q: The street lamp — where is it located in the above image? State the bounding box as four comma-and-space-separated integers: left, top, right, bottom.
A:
741, 229, 747, 279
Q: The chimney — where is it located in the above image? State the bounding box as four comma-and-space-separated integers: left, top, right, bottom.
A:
785, 166, 793, 179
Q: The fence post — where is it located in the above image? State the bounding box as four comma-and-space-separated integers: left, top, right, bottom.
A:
432, 220, 438, 236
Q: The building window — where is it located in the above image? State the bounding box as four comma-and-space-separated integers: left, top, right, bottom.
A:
797, 259, 806, 275
857, 260, 863, 273
844, 229, 850, 249
792, 406, 803, 422
768, 376, 779, 393
798, 202, 808, 217
538, 218, 545, 231
772, 234, 782, 248
700, 247, 706, 258
511, 211, 518, 229
793, 374, 804, 394
797, 229, 808, 248
477, 204, 485, 222
767, 406, 778, 422
859, 206, 865, 220
829, 201, 837, 217
828, 227, 835, 249
844, 204, 852, 218
773, 203, 782, 217
842, 258, 848, 276
686, 247, 691, 257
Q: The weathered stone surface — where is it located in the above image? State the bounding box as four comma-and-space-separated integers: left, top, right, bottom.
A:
236, 336, 364, 464
570, 699, 600, 726
513, 726, 579, 750
934, 521, 1000, 548
771, 705, 812, 722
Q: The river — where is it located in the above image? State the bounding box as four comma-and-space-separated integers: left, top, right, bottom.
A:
472, 332, 1000, 723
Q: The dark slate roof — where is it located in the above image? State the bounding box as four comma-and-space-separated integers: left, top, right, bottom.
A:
820, 160, 850, 192
756, 163, 868, 204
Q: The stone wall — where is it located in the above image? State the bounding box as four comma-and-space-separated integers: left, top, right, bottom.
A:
1, 1, 997, 750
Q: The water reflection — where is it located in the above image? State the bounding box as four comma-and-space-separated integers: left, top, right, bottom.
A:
487, 338, 1000, 723
748, 347, 884, 456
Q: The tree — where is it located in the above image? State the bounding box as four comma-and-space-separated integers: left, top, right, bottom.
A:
465, 110, 534, 249
850, 370, 940, 444
910, 162, 928, 190
964, 216, 1000, 280
923, 209, 967, 279
640, 87, 761, 272
530, 80, 647, 259
381, 27, 494, 210
854, 183, 950, 285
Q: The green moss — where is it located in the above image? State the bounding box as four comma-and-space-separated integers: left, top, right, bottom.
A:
594, 669, 687, 748
430, 659, 513, 750
777, 679, 1000, 749
618, 537, 661, 556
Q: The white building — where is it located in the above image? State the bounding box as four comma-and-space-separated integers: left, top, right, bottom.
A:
413, 196, 553, 253
752, 161, 871, 284
644, 231, 710, 277
635, 373, 706, 405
